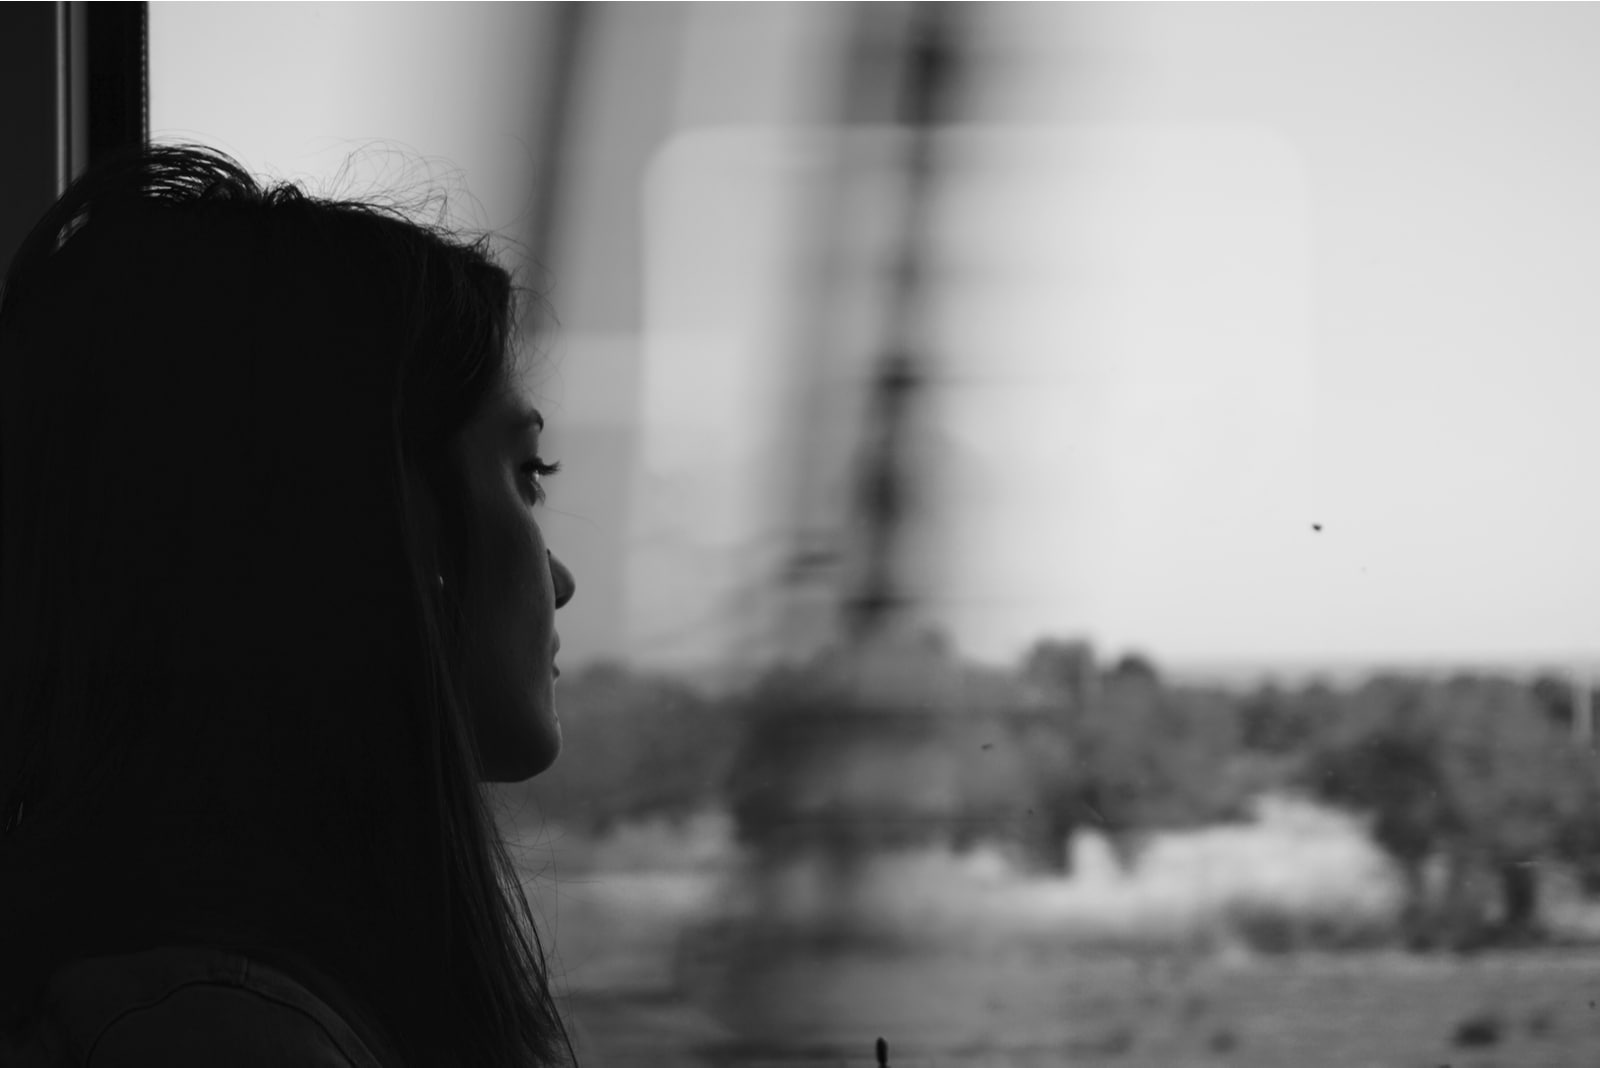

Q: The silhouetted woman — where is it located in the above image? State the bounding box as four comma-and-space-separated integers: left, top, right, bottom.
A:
0, 145, 578, 1067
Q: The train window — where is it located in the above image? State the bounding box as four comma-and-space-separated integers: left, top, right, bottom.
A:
134, 6, 1600, 1067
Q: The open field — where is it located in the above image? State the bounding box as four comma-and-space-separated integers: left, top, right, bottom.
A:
509, 808, 1600, 1067
567, 949, 1600, 1068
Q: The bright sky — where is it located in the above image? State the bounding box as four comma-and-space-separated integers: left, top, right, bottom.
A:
152, 4, 1600, 680
985, 3, 1600, 676
149, 3, 548, 234
633, 4, 1600, 677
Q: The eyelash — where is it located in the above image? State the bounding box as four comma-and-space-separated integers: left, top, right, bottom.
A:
521, 458, 561, 503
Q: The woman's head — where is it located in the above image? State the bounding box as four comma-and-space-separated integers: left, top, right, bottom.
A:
0, 145, 575, 1065
0, 143, 574, 787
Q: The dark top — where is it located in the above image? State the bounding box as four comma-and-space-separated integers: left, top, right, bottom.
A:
0, 945, 397, 1067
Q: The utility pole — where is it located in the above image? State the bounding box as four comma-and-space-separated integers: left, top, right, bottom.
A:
841, 3, 961, 645
525, 3, 587, 276
712, 5, 983, 1039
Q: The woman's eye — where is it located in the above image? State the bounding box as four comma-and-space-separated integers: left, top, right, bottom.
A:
520, 458, 561, 503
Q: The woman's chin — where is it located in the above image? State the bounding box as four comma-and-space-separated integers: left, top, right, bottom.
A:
528, 714, 562, 776
478, 705, 561, 782
518, 719, 562, 780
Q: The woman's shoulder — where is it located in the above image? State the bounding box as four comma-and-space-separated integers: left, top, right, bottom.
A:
12, 945, 390, 1068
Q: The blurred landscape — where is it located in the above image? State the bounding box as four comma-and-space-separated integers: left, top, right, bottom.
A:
145, 4, 1600, 1065
498, 636, 1600, 1067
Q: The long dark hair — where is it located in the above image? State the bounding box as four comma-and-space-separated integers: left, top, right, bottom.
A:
0, 145, 573, 1066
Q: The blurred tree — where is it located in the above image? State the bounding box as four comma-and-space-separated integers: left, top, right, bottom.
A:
1302, 676, 1460, 942
1304, 673, 1597, 946
1081, 675, 1249, 846
720, 657, 846, 858
1227, 680, 1328, 808
1013, 638, 1099, 873
723, 641, 1081, 875
1239, 681, 1318, 754
1021, 646, 1251, 870
521, 662, 740, 834
1434, 675, 1594, 938
1109, 650, 1161, 686
1021, 637, 1097, 704
1010, 712, 1076, 871
1552, 762, 1600, 894
1530, 672, 1577, 732
1528, 674, 1600, 893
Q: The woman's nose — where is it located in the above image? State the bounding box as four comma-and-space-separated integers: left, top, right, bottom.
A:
549, 550, 576, 609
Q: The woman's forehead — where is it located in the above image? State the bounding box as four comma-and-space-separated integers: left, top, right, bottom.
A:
496, 379, 544, 435
460, 378, 543, 450
502, 354, 549, 420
